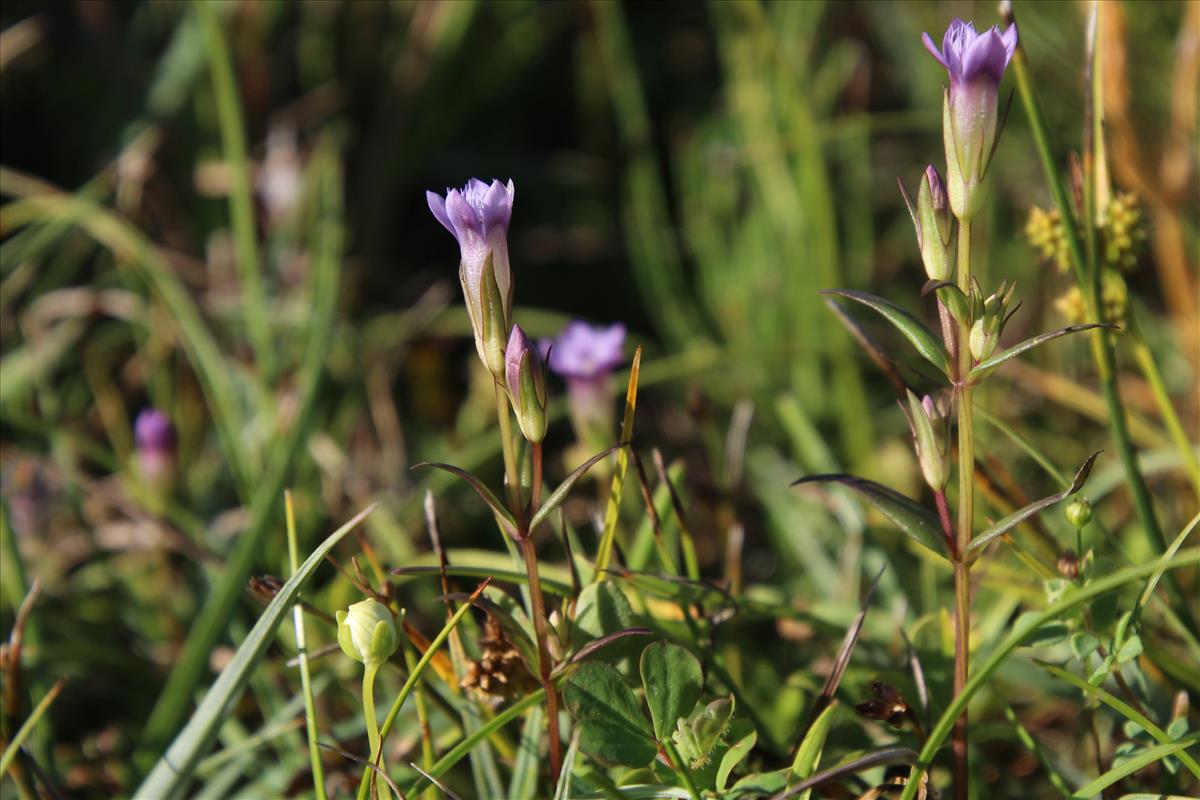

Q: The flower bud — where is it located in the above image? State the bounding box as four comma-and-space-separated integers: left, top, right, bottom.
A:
428, 179, 515, 378
135, 408, 176, 489
1057, 549, 1080, 580
902, 390, 949, 491
924, 20, 1018, 221
902, 165, 954, 281
1065, 497, 1093, 529
504, 324, 548, 443
968, 281, 1017, 362
336, 599, 398, 666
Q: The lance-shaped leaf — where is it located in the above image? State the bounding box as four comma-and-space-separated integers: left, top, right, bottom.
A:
921, 279, 970, 324
792, 474, 947, 559
530, 443, 627, 530
967, 452, 1101, 556
821, 289, 949, 376
411, 462, 518, 538
968, 323, 1111, 381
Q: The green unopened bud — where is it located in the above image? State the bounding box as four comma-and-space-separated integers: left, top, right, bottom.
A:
903, 390, 950, 491
902, 166, 954, 281
504, 324, 548, 443
336, 599, 399, 666
968, 280, 1018, 362
1065, 497, 1093, 529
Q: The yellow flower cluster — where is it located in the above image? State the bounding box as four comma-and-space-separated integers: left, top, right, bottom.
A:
1024, 205, 1071, 273
1052, 269, 1128, 325
1101, 191, 1144, 272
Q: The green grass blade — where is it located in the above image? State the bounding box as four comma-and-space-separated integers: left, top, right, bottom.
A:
193, 1, 273, 379
1035, 661, 1200, 781
1004, 705, 1072, 798
0, 677, 66, 778
285, 491, 327, 800
133, 503, 376, 799
508, 705, 545, 800
594, 346, 642, 576
1069, 734, 1200, 799
898, 548, 1200, 800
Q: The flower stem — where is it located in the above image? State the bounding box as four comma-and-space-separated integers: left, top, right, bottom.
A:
952, 219, 974, 800
532, 441, 544, 512
362, 660, 383, 775
496, 385, 522, 512
662, 738, 703, 800
520, 533, 563, 784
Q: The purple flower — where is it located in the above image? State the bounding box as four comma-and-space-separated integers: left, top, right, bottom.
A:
543, 321, 626, 448
505, 325, 548, 443
135, 408, 176, 485
427, 178, 515, 375
922, 19, 1017, 220
545, 321, 626, 380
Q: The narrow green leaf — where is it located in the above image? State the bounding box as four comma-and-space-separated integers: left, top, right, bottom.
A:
391, 564, 573, 596
789, 701, 838, 798
821, 289, 949, 376
134, 503, 376, 799
531, 443, 626, 530
571, 582, 636, 651
1035, 660, 1200, 781
0, 677, 66, 777
969, 324, 1110, 381
1070, 734, 1200, 799
595, 346, 642, 575
508, 705, 545, 800
792, 474, 946, 558
968, 452, 1100, 555
640, 642, 704, 742
564, 661, 657, 767
411, 462, 519, 537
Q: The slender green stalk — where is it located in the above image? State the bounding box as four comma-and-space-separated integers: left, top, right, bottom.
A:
1009, 21, 1165, 559
361, 662, 383, 775
285, 491, 326, 800
952, 220, 973, 800
194, 0, 274, 379
400, 641, 437, 800
0, 678, 65, 779
1129, 328, 1200, 496
662, 737, 703, 800
496, 386, 523, 511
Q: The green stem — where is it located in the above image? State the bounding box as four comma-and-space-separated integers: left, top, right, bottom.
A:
362, 661, 382, 774
952, 221, 973, 800
1009, 29, 1166, 561
194, 0, 274, 380
662, 738, 703, 800
1129, 323, 1200, 496
285, 492, 326, 800
496, 386, 523, 512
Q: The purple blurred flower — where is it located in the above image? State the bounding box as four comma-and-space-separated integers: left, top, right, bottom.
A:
505, 325, 548, 443
428, 179, 515, 374
545, 321, 626, 380
923, 19, 1017, 219
135, 408, 176, 485
542, 321, 625, 448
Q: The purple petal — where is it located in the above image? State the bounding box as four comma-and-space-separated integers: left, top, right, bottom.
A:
1001, 23, 1018, 63
445, 188, 484, 239
921, 32, 948, 69
961, 26, 1009, 81
547, 320, 626, 378
481, 179, 513, 234
427, 191, 456, 238
505, 325, 530, 399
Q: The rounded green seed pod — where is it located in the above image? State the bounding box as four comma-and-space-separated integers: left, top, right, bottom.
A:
336, 598, 398, 665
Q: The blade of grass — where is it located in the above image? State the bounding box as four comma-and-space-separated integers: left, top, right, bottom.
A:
285, 491, 326, 800
1003, 705, 1074, 798
1070, 733, 1200, 799
897, 547, 1200, 800
193, 0, 273, 379
134, 503, 377, 799
135, 144, 343, 773
1035, 661, 1200, 781
0, 678, 66, 779
508, 705, 544, 800
594, 345, 642, 576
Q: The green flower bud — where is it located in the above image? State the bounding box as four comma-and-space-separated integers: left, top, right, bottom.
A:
902, 390, 950, 491
968, 280, 1018, 363
336, 599, 398, 666
1065, 497, 1093, 529
504, 324, 548, 443
901, 165, 954, 281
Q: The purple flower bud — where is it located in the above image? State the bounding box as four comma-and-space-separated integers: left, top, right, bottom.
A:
135, 408, 176, 486
427, 179, 515, 375
543, 321, 626, 449
504, 325, 548, 443
923, 19, 1017, 220
901, 164, 954, 281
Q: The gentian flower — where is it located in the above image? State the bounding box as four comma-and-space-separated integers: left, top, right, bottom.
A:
543, 321, 625, 450
427, 179, 515, 377
134, 408, 176, 487
923, 19, 1017, 220
505, 325, 548, 443
900, 164, 954, 281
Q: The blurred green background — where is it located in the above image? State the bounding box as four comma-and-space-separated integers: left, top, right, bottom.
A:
1, 1, 1196, 797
